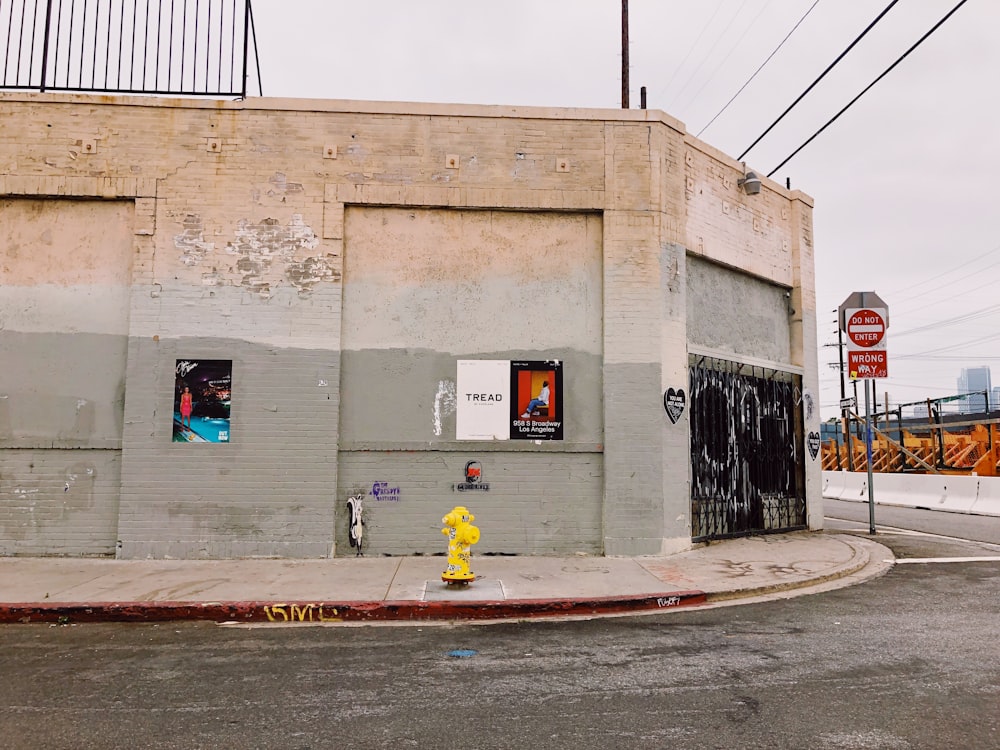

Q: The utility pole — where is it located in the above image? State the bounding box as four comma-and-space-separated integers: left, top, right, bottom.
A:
837, 324, 846, 402
621, 0, 629, 108
831, 313, 854, 471
839, 323, 855, 471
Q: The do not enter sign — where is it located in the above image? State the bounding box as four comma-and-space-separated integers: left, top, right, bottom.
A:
840, 294, 889, 380
846, 308, 887, 349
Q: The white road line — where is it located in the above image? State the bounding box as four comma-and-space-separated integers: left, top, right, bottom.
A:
891, 557, 1000, 564
826, 516, 1000, 550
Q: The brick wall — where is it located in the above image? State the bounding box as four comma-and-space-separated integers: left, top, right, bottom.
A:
337, 451, 603, 556
0, 93, 820, 557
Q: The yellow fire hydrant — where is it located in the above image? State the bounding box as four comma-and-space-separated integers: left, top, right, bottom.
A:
441, 506, 480, 584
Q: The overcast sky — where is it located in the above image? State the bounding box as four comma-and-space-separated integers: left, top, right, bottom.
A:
251, 0, 1000, 419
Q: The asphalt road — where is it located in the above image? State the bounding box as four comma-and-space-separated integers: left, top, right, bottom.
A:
1, 507, 998, 750
824, 497, 1000, 546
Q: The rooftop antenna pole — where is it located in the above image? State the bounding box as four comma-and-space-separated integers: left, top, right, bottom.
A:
621, 0, 629, 108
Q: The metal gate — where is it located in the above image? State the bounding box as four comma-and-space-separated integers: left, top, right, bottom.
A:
689, 355, 806, 541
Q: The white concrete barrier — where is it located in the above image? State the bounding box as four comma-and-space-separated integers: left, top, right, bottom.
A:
890, 474, 978, 514
836, 471, 869, 503
822, 470, 999, 517
970, 477, 1000, 517
821, 470, 847, 500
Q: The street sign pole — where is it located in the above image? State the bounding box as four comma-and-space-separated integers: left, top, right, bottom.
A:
839, 326, 853, 471
840, 291, 888, 536
865, 378, 876, 535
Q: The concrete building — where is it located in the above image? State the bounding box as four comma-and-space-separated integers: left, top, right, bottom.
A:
957, 366, 992, 414
0, 93, 822, 559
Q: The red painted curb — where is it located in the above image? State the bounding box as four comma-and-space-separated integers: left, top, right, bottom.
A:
0, 590, 708, 624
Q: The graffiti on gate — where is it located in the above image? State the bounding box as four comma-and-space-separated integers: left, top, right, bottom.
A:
688, 356, 806, 540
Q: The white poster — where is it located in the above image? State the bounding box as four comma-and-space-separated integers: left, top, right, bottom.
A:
456, 360, 511, 441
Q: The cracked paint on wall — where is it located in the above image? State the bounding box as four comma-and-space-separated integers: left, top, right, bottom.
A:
265, 172, 304, 196
172, 213, 339, 297
174, 214, 215, 266
433, 380, 457, 436
286, 255, 339, 294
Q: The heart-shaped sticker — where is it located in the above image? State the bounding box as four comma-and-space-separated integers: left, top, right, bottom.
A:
663, 388, 686, 424
807, 431, 820, 460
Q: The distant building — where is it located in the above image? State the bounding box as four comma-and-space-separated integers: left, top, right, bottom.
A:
957, 366, 992, 414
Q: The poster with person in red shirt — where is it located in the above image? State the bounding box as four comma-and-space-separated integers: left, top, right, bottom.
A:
173, 359, 232, 443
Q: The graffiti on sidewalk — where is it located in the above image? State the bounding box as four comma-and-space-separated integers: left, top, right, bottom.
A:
263, 603, 342, 622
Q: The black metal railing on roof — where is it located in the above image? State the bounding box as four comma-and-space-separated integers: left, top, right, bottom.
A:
1, 0, 260, 97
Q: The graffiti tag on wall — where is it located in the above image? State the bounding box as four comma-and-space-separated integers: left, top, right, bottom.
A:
347, 494, 364, 555
663, 388, 686, 424
371, 482, 401, 501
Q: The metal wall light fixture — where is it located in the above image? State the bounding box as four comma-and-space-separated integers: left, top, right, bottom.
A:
738, 163, 762, 195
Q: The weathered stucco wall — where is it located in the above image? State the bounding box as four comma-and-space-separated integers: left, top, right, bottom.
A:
0, 92, 821, 558
685, 255, 792, 364
0, 198, 134, 554
0, 198, 134, 445
337, 206, 604, 554
340, 207, 603, 445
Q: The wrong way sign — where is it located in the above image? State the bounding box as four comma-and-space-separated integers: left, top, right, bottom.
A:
848, 350, 887, 379
840, 293, 889, 380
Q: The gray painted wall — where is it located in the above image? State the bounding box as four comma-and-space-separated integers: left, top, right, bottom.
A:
0, 449, 121, 556
117, 298, 342, 558
337, 451, 603, 556
600, 208, 671, 556
336, 207, 606, 555
339, 348, 604, 448
0, 331, 127, 447
686, 255, 792, 364
659, 241, 692, 548
0, 199, 133, 555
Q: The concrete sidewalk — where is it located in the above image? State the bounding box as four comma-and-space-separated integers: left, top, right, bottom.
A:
0, 531, 894, 625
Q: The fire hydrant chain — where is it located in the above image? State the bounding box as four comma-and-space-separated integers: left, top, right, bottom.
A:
441, 505, 480, 584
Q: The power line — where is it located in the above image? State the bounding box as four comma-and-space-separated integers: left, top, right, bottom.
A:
887, 242, 1000, 298
655, 0, 725, 103
860, 380, 950, 390
678, 0, 776, 123
889, 246, 1000, 308
897, 329, 1000, 359
666, 0, 751, 111
767, 0, 972, 177
893, 275, 1000, 314
902, 356, 1000, 362
738, 0, 900, 160
892, 303, 1000, 338
697, 0, 820, 138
